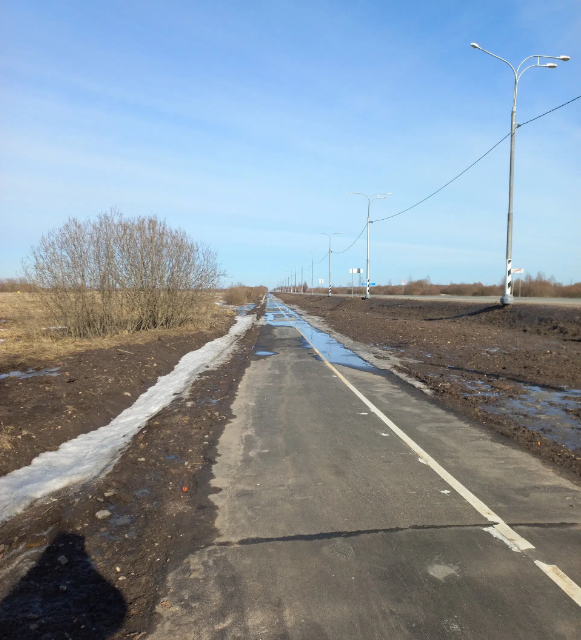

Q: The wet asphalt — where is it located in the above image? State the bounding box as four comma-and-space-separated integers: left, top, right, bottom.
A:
150, 302, 581, 639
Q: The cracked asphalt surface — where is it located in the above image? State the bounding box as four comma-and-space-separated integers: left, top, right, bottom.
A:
149, 311, 581, 639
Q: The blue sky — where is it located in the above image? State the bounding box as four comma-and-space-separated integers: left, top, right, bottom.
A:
1, 0, 579, 288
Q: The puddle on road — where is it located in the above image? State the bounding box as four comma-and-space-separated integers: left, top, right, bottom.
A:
254, 350, 278, 357
266, 296, 374, 372
268, 297, 581, 450
0, 367, 61, 381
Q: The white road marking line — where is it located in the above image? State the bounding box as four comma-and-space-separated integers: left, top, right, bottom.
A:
484, 526, 520, 552
534, 562, 581, 607
298, 328, 581, 607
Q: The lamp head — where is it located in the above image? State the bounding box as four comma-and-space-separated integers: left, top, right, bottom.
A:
471, 43, 480, 49
558, 55, 570, 61
545, 63, 558, 68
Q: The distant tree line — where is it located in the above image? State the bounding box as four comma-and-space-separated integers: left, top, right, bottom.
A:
310, 274, 581, 298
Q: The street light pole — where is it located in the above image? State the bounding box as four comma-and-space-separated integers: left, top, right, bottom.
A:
349, 192, 391, 299
305, 250, 314, 295
471, 44, 570, 305
318, 232, 343, 296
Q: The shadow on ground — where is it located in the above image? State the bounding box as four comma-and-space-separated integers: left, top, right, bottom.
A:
0, 533, 126, 639
425, 304, 503, 321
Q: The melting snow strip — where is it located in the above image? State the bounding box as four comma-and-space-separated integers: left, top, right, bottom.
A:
0, 315, 255, 524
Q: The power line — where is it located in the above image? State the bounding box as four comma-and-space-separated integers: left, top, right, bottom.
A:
300, 93, 580, 271
372, 132, 511, 224
333, 224, 367, 254
518, 94, 580, 127
371, 93, 581, 225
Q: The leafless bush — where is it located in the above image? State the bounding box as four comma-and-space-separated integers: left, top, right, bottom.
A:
517, 272, 581, 298
223, 285, 267, 306
23, 210, 224, 337
320, 273, 581, 298
0, 278, 33, 293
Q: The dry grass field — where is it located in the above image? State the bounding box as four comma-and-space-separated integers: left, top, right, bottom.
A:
0, 291, 229, 370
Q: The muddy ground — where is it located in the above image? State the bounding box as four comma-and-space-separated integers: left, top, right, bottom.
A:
0, 304, 265, 639
0, 315, 234, 477
279, 294, 581, 476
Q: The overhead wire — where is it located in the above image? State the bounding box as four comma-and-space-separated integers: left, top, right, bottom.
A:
371, 93, 580, 224
298, 93, 580, 270
333, 223, 368, 254
518, 94, 580, 127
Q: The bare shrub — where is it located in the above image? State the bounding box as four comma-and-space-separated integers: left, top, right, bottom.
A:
223, 285, 267, 306
0, 278, 33, 293
23, 210, 224, 337
319, 274, 581, 298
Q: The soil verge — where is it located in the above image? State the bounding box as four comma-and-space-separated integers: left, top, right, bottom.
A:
0, 304, 265, 639
0, 314, 234, 477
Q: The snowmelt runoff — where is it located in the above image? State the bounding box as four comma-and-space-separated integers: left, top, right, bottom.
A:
0, 314, 255, 524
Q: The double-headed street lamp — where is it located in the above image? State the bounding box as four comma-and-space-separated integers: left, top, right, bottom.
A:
349, 192, 391, 299
318, 232, 343, 296
471, 43, 570, 306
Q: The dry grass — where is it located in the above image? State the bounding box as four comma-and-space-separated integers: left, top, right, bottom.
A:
222, 285, 267, 306
0, 291, 231, 369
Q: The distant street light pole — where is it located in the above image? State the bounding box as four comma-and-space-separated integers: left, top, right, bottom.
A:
318, 232, 343, 296
305, 250, 314, 295
471, 43, 570, 305
349, 192, 391, 299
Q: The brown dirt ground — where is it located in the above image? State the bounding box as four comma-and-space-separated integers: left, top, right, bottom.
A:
0, 314, 235, 476
279, 294, 581, 476
0, 303, 265, 639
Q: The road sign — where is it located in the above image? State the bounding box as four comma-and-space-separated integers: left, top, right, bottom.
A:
513, 268, 524, 273
350, 268, 363, 274
401, 280, 406, 285
318, 279, 324, 284
370, 283, 376, 286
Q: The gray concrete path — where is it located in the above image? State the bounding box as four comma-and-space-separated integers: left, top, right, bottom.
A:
150, 322, 581, 639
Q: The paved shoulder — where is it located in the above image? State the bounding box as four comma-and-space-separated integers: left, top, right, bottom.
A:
150, 324, 581, 639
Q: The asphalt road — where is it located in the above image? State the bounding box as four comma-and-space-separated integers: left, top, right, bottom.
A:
293, 292, 581, 307
151, 303, 581, 639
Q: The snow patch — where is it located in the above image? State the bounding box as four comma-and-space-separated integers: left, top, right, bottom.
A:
0, 315, 254, 523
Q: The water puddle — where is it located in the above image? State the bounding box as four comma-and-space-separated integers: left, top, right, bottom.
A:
237, 304, 256, 316
254, 350, 278, 357
110, 515, 133, 527
0, 367, 61, 381
484, 385, 581, 450
266, 296, 374, 372
450, 375, 499, 398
